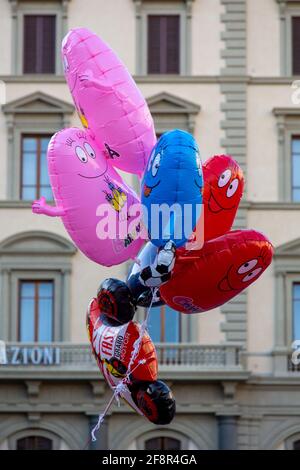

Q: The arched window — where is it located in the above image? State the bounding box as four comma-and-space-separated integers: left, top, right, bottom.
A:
16, 436, 52, 450
145, 437, 181, 450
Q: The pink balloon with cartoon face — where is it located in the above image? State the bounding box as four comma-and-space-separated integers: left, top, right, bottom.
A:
61, 28, 156, 177
32, 128, 145, 267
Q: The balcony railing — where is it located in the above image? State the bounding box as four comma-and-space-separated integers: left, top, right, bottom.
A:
0, 342, 245, 379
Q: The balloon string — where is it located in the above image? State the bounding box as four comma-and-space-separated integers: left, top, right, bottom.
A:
88, 287, 158, 447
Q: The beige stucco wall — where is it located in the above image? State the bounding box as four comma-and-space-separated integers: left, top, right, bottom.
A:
247, 0, 280, 76
68, 0, 136, 73
192, 0, 223, 75
141, 83, 224, 159
0, 0, 12, 75
198, 308, 225, 345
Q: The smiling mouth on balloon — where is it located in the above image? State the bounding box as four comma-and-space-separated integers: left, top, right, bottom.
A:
143, 180, 160, 197
208, 193, 224, 213
208, 192, 236, 213
194, 179, 202, 189
78, 172, 106, 179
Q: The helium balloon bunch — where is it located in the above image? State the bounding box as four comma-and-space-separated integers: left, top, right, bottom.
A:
32, 28, 273, 435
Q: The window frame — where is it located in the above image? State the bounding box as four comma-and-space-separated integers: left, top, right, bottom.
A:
20, 134, 53, 201
0, 231, 76, 342
8, 429, 60, 450
273, 240, 300, 373
136, 429, 188, 451
292, 280, 300, 341
291, 135, 300, 201
23, 14, 57, 75
16, 435, 53, 450
2, 91, 74, 201
277, 1, 300, 76
133, 0, 193, 76
147, 14, 180, 74
273, 108, 300, 202
145, 436, 181, 450
18, 279, 55, 343
9, 0, 69, 76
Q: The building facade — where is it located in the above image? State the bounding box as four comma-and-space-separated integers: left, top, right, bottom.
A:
0, 0, 300, 450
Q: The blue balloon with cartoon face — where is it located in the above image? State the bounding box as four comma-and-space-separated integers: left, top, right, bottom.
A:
141, 129, 203, 248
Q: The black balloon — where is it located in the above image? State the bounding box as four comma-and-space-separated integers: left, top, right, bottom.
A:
97, 278, 136, 325
130, 380, 176, 425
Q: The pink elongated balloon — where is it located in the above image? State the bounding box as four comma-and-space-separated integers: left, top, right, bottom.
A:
61, 28, 156, 176
32, 128, 145, 267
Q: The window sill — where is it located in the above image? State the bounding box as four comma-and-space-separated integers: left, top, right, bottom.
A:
0, 200, 54, 208
0, 75, 65, 83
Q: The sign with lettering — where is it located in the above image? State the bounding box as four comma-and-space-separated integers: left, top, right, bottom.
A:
0, 343, 60, 366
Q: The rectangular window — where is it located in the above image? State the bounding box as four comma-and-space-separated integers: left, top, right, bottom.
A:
293, 283, 300, 340
292, 136, 300, 201
23, 15, 56, 74
148, 305, 181, 343
147, 15, 180, 74
21, 135, 52, 200
18, 280, 54, 342
292, 17, 300, 75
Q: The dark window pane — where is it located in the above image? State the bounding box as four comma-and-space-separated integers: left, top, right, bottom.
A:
165, 306, 180, 342
40, 151, 50, 186
22, 152, 37, 185
38, 299, 53, 342
20, 298, 35, 342
17, 436, 52, 450
293, 440, 300, 450
145, 437, 181, 450
23, 138, 37, 152
148, 306, 180, 343
41, 137, 50, 152
292, 137, 300, 201
292, 17, 300, 75
166, 16, 180, 73
148, 15, 180, 74
148, 306, 162, 342
148, 16, 162, 74
22, 187, 37, 201
293, 284, 300, 341
23, 15, 56, 74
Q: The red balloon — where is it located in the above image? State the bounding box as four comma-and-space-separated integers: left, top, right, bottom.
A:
160, 230, 273, 313
198, 155, 245, 241
87, 298, 157, 383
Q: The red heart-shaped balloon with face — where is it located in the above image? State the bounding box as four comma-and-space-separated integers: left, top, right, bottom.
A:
160, 230, 273, 314
196, 155, 245, 242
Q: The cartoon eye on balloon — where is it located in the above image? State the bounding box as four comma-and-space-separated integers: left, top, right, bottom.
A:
237, 259, 258, 274
152, 153, 161, 177
237, 259, 262, 283
218, 169, 232, 187
84, 142, 96, 158
76, 146, 88, 163
147, 149, 156, 171
242, 267, 263, 283
196, 152, 202, 177
227, 178, 239, 197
